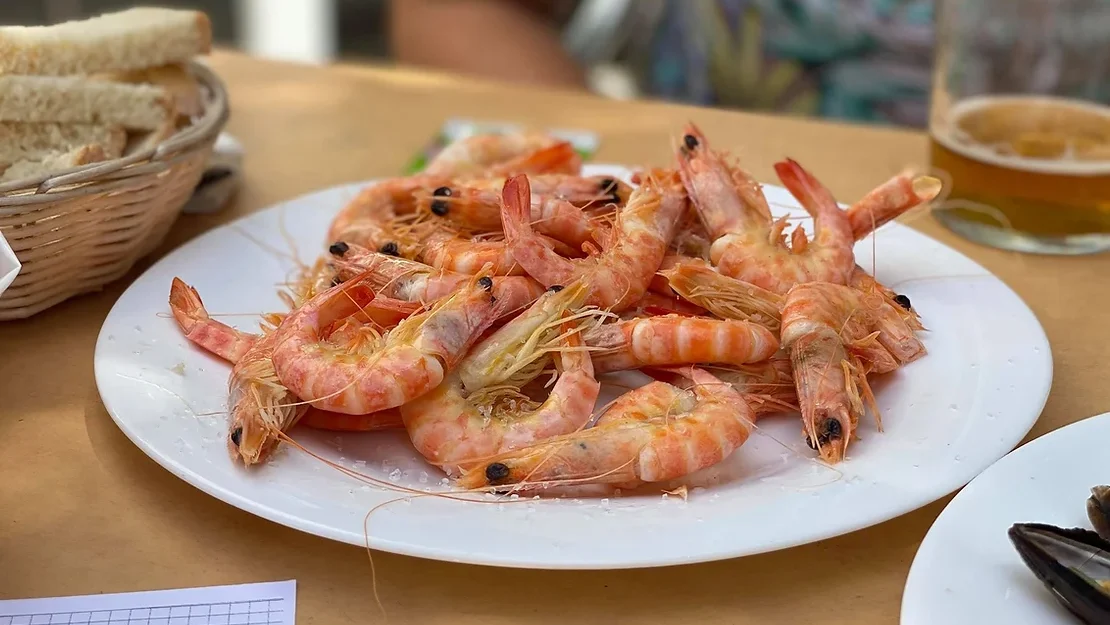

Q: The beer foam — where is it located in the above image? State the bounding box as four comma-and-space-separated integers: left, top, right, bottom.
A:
932, 95, 1110, 176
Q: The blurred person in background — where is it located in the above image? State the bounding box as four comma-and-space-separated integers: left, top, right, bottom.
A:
391, 0, 934, 128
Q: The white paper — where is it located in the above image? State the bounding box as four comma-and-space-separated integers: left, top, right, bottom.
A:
0, 227, 19, 299
0, 580, 295, 625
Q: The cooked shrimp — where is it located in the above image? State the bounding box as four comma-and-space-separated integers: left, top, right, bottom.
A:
327, 176, 435, 252
501, 171, 688, 310
271, 273, 502, 415
781, 281, 926, 463
658, 256, 783, 331
328, 242, 544, 312
401, 282, 601, 472
170, 278, 305, 465
419, 174, 627, 246
846, 171, 942, 240
423, 133, 581, 179
456, 367, 755, 490
677, 124, 855, 294
420, 229, 579, 276
583, 315, 778, 374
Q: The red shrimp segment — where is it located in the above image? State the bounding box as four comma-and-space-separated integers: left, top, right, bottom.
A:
299, 408, 404, 432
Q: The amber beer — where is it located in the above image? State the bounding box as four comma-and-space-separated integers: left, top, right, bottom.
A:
929, 95, 1110, 252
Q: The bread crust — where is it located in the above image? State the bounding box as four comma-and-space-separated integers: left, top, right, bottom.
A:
0, 8, 212, 76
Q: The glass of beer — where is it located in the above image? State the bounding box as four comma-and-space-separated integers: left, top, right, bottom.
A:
929, 0, 1110, 254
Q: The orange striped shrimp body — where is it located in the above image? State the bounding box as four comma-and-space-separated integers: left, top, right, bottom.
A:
846, 172, 942, 241
400, 283, 601, 473
328, 243, 544, 312
456, 367, 755, 491
422, 133, 581, 179
781, 281, 926, 463
583, 315, 779, 374
271, 273, 502, 415
501, 171, 688, 311
659, 256, 784, 331
169, 278, 304, 465
676, 124, 855, 294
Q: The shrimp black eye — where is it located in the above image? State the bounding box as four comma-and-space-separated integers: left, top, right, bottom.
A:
379, 241, 399, 256
548, 284, 564, 292
432, 186, 452, 197
328, 241, 350, 257
821, 418, 843, 440
683, 134, 699, 150
485, 462, 511, 484
230, 427, 243, 447
430, 199, 449, 216
893, 294, 912, 310
597, 177, 616, 191
478, 276, 494, 290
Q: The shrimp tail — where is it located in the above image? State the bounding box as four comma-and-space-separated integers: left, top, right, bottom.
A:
501, 174, 576, 284
169, 277, 258, 364
773, 158, 840, 217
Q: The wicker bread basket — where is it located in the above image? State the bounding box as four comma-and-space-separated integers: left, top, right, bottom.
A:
0, 61, 229, 320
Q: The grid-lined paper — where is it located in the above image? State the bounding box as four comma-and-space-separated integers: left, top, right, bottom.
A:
0, 580, 295, 625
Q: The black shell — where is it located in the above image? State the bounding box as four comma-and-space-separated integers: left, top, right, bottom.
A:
1008, 523, 1110, 625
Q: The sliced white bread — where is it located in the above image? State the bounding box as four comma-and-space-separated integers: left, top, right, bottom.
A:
0, 143, 111, 183
0, 7, 212, 76
95, 63, 203, 119
0, 75, 171, 131
0, 121, 126, 165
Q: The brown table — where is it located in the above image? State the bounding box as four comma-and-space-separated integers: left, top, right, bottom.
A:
2, 51, 1107, 624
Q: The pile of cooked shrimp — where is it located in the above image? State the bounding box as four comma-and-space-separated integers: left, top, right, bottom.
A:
168, 123, 941, 493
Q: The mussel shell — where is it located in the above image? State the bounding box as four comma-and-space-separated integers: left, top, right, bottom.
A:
1089, 486, 1110, 541
1009, 523, 1110, 625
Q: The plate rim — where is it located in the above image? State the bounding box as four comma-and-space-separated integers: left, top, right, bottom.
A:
899, 411, 1109, 624
94, 169, 1055, 569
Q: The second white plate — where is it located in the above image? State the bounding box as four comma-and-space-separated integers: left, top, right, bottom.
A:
902, 412, 1110, 625
94, 165, 1053, 569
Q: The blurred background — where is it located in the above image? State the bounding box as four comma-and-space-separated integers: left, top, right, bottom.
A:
0, 1, 935, 128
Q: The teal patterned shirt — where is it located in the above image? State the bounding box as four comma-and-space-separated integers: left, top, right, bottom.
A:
639, 0, 935, 127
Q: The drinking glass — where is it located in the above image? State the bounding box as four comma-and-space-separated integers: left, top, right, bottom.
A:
930, 0, 1110, 254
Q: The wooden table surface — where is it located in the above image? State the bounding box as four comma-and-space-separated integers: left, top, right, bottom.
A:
2, 51, 1107, 624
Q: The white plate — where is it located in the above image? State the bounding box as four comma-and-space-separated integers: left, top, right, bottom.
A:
94, 164, 1052, 569
902, 412, 1109, 624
